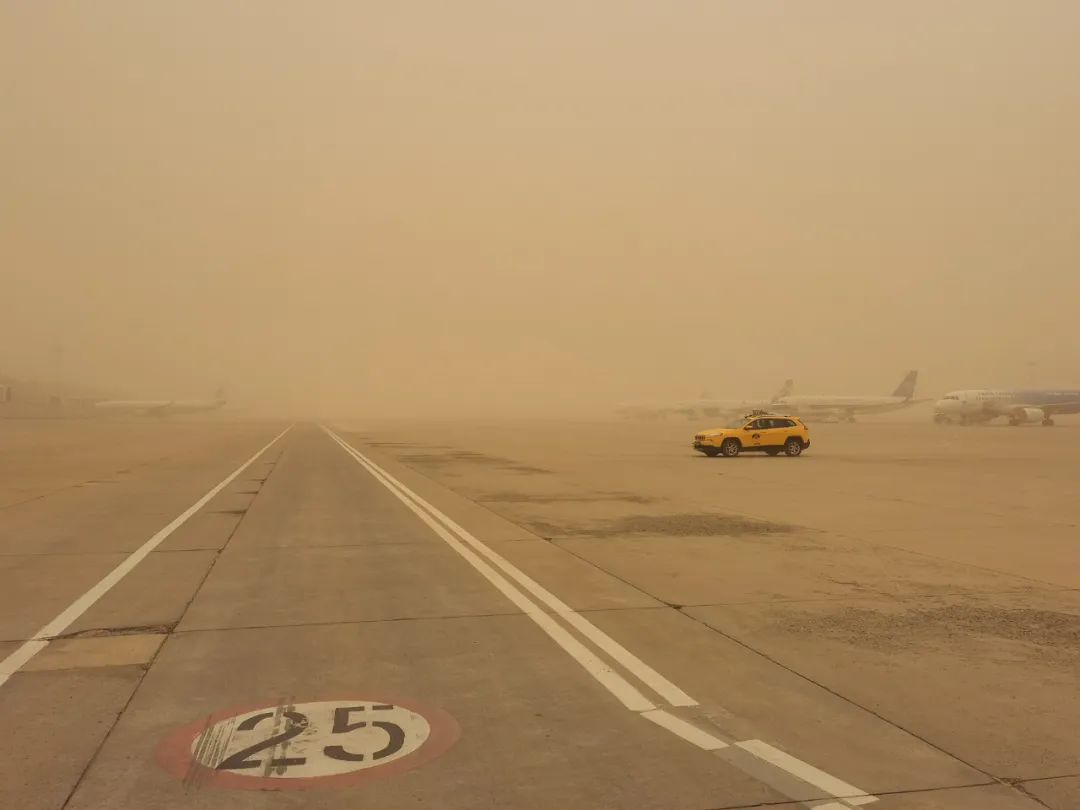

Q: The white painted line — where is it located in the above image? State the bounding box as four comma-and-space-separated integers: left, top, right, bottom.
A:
735, 740, 877, 805
812, 803, 851, 810
641, 709, 728, 750
323, 426, 696, 708
0, 425, 292, 689
322, 429, 655, 712
0, 641, 49, 683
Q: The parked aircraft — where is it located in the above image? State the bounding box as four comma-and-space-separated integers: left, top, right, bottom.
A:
616, 380, 793, 421
934, 389, 1080, 426
94, 388, 226, 417
774, 371, 923, 422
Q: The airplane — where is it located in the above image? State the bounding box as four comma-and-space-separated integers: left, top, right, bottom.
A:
94, 387, 227, 417
933, 389, 1080, 426
616, 380, 793, 422
672, 379, 794, 421
774, 370, 923, 422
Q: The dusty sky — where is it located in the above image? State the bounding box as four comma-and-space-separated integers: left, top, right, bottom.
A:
3, 2, 1079, 416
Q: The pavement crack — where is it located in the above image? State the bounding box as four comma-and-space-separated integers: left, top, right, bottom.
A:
54, 623, 176, 639
172, 610, 528, 635
1000, 778, 1055, 808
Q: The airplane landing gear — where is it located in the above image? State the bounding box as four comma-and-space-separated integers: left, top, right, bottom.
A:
1042, 417, 1055, 426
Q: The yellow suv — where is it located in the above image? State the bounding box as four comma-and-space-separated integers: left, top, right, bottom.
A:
693, 412, 810, 458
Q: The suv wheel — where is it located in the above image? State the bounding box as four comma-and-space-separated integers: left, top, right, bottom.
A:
784, 438, 804, 457
720, 438, 741, 457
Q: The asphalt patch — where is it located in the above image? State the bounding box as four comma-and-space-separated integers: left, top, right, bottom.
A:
398, 450, 552, 475
527, 512, 793, 538
478, 490, 657, 505
780, 603, 1080, 666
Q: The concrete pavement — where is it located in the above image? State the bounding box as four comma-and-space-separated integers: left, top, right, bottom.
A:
0, 417, 1075, 808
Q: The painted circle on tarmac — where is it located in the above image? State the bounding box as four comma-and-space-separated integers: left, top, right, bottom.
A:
156, 697, 459, 790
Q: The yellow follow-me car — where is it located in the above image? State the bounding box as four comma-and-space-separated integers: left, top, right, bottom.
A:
693, 412, 811, 458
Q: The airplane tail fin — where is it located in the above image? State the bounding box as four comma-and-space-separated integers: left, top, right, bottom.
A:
771, 379, 794, 402
892, 370, 918, 400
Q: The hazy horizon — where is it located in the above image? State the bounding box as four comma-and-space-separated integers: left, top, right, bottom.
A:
4, 2, 1079, 417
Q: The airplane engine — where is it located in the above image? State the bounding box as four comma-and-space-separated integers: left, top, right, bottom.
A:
1010, 407, 1045, 424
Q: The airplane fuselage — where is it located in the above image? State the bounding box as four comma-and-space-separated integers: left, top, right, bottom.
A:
776, 395, 913, 416
674, 398, 778, 420
93, 399, 225, 416
934, 390, 1080, 426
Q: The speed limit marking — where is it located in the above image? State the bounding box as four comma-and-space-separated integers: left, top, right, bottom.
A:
156, 697, 459, 790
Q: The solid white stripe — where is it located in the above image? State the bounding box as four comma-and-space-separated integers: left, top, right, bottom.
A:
323, 429, 655, 712
735, 740, 876, 804
641, 709, 728, 750
0, 425, 292, 689
324, 426, 697, 708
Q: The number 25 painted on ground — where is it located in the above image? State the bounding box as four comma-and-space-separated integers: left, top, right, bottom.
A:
215, 706, 405, 771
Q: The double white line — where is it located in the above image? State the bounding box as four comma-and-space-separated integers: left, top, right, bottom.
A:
323, 426, 877, 808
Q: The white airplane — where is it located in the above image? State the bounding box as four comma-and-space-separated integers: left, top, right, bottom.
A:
616, 380, 793, 422
934, 389, 1080, 426
673, 379, 794, 421
774, 370, 923, 422
94, 388, 227, 417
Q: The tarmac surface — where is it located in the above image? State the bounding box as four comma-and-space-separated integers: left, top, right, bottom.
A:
1, 416, 1077, 809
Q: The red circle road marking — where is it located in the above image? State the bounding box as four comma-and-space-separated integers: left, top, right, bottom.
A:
156, 696, 459, 790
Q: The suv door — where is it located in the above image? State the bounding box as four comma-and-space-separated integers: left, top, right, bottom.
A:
744, 419, 768, 448
763, 418, 794, 446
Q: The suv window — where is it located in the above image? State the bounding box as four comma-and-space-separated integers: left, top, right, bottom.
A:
747, 420, 766, 429
775, 419, 796, 428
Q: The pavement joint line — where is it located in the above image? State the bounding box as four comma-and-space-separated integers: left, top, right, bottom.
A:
666, 586, 1080, 608
7, 607, 678, 645
698, 778, 1033, 809
0, 425, 293, 689
171, 610, 530, 635
166, 604, 671, 636
1013, 772, 1080, 783
324, 426, 880, 809
0, 547, 225, 557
